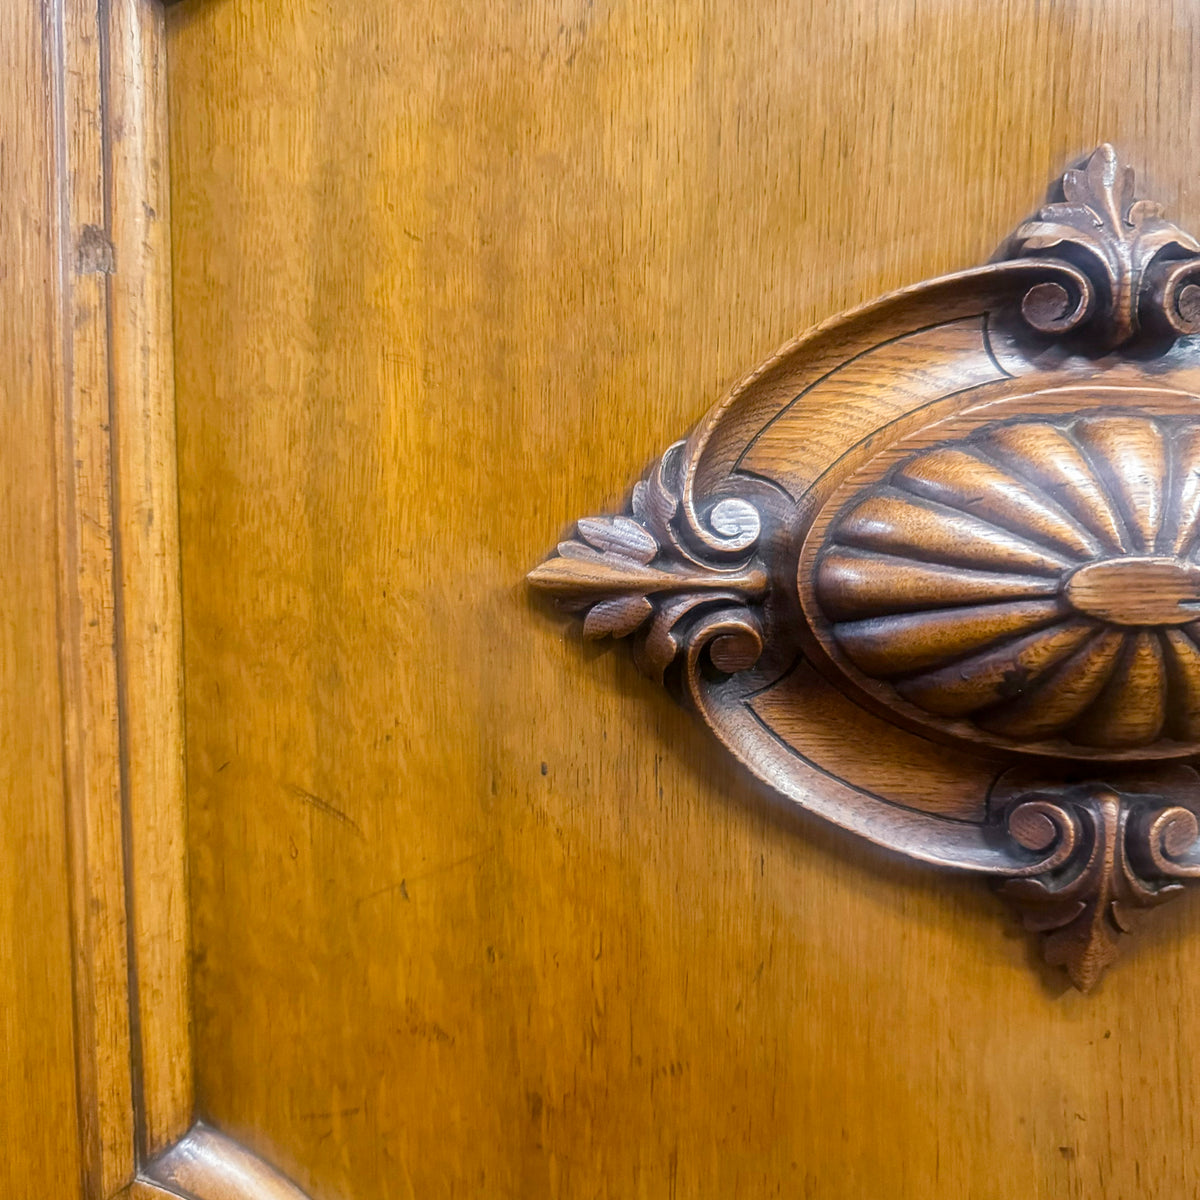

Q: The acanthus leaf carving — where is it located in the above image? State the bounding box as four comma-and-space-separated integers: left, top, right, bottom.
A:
528, 442, 767, 685
999, 785, 1200, 991
1008, 143, 1200, 345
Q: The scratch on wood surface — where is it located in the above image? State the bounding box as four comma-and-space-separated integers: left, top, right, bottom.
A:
354, 851, 487, 910
286, 784, 364, 838
299, 1106, 361, 1120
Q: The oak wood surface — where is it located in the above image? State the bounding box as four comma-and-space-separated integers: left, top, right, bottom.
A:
2, 0, 197, 1194
48, 0, 193, 1186
0, 3, 85, 1194
166, 1, 1200, 1197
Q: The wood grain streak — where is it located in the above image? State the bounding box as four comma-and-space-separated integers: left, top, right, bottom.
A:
0, 2, 85, 1195
50, 0, 138, 1186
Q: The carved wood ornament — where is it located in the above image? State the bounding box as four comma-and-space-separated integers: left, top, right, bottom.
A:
530, 146, 1200, 990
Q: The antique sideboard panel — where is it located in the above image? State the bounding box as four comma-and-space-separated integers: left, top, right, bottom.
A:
165, 2, 1200, 1198
12, 0, 1200, 1198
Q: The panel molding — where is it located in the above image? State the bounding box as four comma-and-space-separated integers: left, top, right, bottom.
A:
46, 0, 184, 1187
122, 1125, 311, 1200
43, 0, 317, 1195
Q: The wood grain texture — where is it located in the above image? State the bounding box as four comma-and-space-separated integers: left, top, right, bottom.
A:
10, 0, 191, 1192
50, 0, 139, 1185
167, 1, 1200, 1196
104, 0, 194, 1159
0, 2, 85, 1195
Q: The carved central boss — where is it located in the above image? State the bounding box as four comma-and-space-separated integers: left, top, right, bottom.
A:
807, 412, 1200, 760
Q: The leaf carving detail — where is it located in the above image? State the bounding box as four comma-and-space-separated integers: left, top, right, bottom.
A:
582, 595, 654, 640
1000, 786, 1200, 990
527, 443, 767, 679
1011, 144, 1200, 345
576, 516, 657, 564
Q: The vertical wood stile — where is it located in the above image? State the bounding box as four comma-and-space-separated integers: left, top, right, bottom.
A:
45, 0, 190, 1191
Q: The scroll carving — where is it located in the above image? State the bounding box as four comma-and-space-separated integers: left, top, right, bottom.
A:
529, 145, 1200, 989
528, 442, 767, 685
999, 784, 1200, 991
1008, 142, 1200, 344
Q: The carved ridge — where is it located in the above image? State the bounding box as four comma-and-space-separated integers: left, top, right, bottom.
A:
810, 413, 1200, 758
124, 1123, 313, 1200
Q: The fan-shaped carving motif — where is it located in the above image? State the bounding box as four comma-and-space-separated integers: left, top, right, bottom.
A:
533, 146, 1200, 987
814, 413, 1200, 756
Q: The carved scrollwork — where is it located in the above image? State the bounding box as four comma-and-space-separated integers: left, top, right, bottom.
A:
1006, 143, 1200, 345
528, 442, 767, 685
530, 145, 1200, 991
998, 784, 1200, 991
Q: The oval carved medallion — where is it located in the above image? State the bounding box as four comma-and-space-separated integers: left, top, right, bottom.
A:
808, 411, 1200, 759
531, 147, 1200, 988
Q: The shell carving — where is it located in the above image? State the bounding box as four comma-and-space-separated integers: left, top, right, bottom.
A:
812, 413, 1200, 758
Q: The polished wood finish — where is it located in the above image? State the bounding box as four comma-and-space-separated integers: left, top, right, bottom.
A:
17, 0, 1200, 1196
1, 3, 85, 1194
1009, 143, 1200, 345
997, 775, 1200, 991
532, 148, 1200, 989
528, 441, 767, 683
3, 0, 314, 1194
164, 1, 1200, 1196
810, 409, 1200, 757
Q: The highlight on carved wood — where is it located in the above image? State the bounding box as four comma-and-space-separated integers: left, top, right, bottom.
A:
527, 441, 767, 683
810, 413, 1200, 758
126, 1123, 313, 1200
529, 144, 1200, 990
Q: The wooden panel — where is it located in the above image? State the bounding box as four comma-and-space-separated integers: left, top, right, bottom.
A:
4, 1, 192, 1193
167, 2, 1200, 1197
0, 3, 84, 1195
104, 0, 193, 1159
